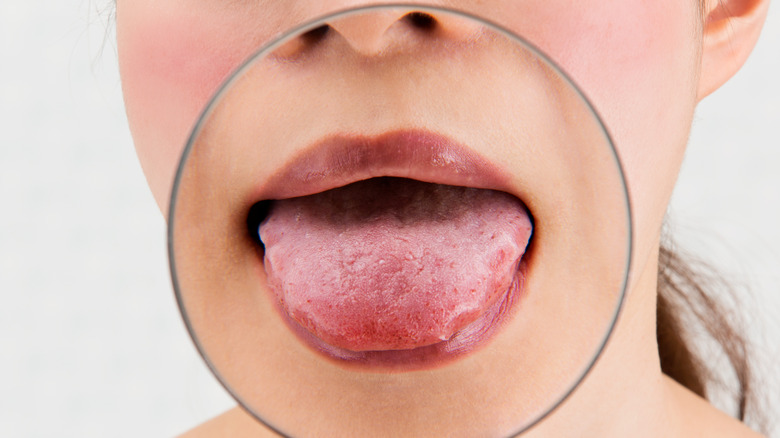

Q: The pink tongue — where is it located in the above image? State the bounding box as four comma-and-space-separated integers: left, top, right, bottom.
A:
258, 177, 532, 352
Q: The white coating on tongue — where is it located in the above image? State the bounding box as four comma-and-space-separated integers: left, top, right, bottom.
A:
258, 177, 532, 352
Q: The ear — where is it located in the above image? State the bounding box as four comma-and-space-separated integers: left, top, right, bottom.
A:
697, 0, 770, 100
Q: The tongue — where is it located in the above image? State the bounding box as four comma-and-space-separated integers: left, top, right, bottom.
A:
258, 177, 532, 352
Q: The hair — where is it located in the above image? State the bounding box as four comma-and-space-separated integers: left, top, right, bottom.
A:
654, 1, 768, 433
656, 239, 767, 432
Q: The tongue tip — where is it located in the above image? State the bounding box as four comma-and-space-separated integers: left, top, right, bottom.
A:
310, 321, 453, 352
283, 272, 523, 359
290, 285, 516, 352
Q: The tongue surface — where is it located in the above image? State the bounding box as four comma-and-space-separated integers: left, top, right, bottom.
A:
259, 177, 532, 351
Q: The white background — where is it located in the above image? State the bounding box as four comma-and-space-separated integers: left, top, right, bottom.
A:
1, 1, 778, 437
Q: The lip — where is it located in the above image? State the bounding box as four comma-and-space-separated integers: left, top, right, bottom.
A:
249, 128, 532, 370
254, 129, 516, 201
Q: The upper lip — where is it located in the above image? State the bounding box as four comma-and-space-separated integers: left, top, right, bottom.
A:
253, 129, 517, 201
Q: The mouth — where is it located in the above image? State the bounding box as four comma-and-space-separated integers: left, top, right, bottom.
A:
246, 129, 534, 370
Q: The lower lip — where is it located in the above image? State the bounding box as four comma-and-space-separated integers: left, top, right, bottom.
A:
261, 257, 527, 371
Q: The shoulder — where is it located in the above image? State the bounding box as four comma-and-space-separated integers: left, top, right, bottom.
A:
665, 376, 765, 438
177, 406, 280, 438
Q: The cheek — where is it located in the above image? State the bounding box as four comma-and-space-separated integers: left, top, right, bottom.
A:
503, 0, 700, 141
119, 0, 701, 230
117, 1, 274, 211
504, 0, 700, 252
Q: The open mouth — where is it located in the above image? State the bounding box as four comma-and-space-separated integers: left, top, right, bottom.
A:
246, 130, 534, 370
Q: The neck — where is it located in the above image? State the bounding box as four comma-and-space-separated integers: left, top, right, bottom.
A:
523, 244, 680, 437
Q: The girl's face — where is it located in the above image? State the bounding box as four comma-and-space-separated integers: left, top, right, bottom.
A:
118, 0, 702, 272
116, 0, 722, 435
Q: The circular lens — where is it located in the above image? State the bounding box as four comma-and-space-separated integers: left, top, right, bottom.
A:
169, 5, 631, 437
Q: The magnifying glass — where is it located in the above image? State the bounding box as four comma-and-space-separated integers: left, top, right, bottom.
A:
169, 5, 631, 436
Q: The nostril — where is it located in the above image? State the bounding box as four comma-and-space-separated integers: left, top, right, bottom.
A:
301, 24, 331, 42
404, 12, 436, 30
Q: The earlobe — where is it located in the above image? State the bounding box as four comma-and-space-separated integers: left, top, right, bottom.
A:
697, 0, 770, 100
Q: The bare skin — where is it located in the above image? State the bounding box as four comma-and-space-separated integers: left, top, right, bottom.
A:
179, 251, 763, 438
115, 0, 770, 436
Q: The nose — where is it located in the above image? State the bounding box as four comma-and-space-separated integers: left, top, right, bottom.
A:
277, 8, 484, 57
330, 10, 416, 55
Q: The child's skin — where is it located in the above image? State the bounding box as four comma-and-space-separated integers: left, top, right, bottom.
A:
116, 0, 770, 436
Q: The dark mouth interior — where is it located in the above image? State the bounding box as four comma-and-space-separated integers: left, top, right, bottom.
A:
246, 176, 534, 252
246, 200, 272, 250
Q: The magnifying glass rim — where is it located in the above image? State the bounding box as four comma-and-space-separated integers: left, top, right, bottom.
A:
167, 4, 633, 437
